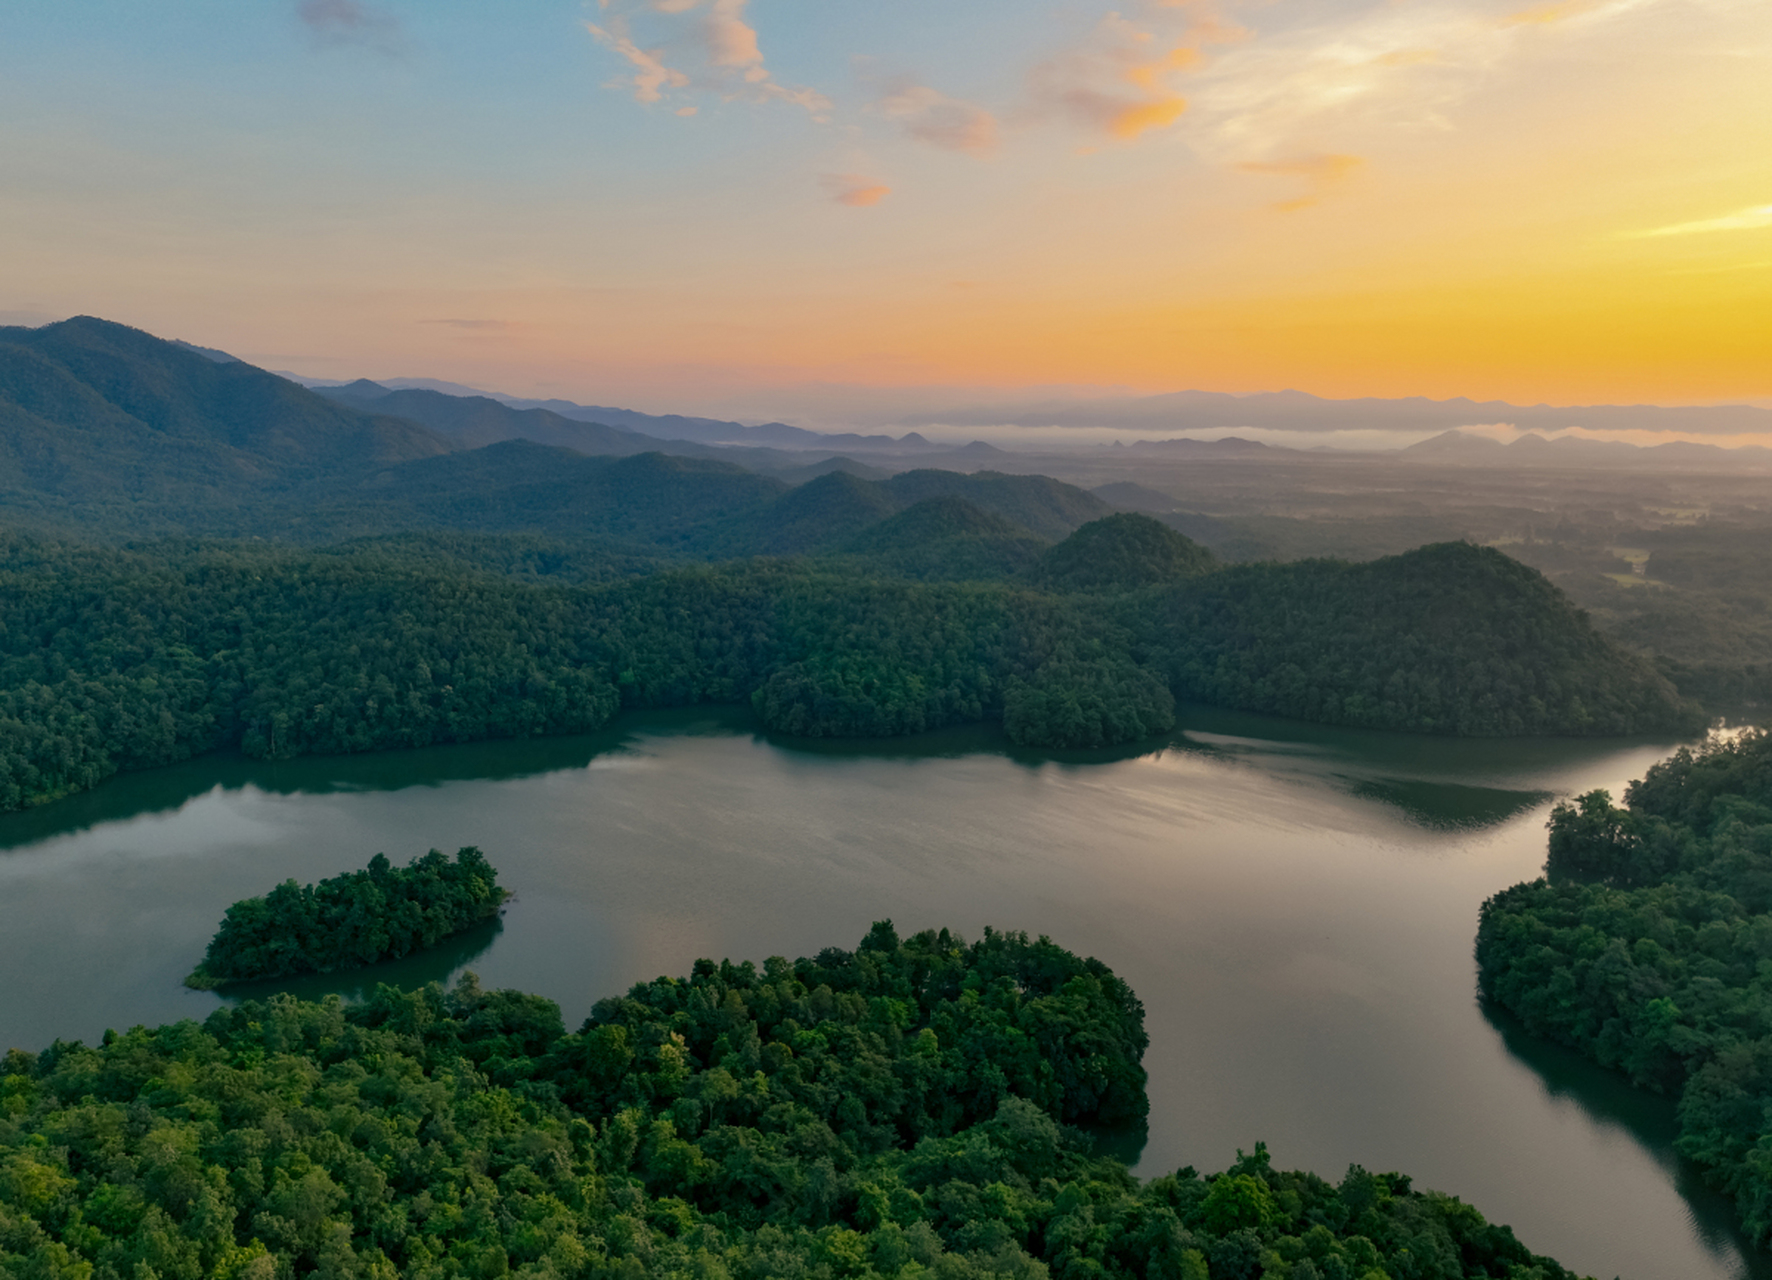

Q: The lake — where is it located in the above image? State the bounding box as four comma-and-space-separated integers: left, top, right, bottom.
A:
0, 704, 1759, 1280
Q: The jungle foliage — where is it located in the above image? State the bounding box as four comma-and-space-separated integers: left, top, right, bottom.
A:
1477, 730, 1772, 1244
187, 849, 509, 989
1141, 543, 1692, 737
1, 924, 1589, 1279
0, 526, 1697, 814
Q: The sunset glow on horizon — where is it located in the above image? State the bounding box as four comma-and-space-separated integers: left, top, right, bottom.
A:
2, 0, 1768, 420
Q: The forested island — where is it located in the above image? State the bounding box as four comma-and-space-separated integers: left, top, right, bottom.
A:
1478, 731, 1772, 1244
2, 925, 1590, 1278
186, 848, 508, 989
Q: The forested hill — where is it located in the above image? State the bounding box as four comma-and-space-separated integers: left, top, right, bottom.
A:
0, 317, 447, 516
0, 925, 1589, 1279
297, 449, 1111, 554
0, 526, 1698, 814
1030, 511, 1216, 592
1145, 541, 1687, 736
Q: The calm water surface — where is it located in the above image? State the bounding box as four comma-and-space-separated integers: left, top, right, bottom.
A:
0, 706, 1761, 1280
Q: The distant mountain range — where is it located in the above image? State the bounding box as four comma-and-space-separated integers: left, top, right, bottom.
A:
283, 371, 941, 453
6, 316, 1768, 547
0, 318, 1112, 551
1399, 428, 1772, 470
315, 379, 700, 459
331, 442, 1110, 554
289, 368, 1772, 466
899, 387, 1772, 439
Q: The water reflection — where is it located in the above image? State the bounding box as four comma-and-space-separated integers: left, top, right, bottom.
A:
0, 701, 1678, 856
0, 729, 639, 853
215, 915, 506, 1007
1480, 1000, 1772, 1279
1348, 778, 1551, 831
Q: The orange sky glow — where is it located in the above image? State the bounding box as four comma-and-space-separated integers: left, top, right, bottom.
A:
1, 0, 1767, 420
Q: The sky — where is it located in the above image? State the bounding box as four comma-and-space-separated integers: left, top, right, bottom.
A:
1, 0, 1769, 424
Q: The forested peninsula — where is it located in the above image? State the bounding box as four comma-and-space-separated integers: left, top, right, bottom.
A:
0, 526, 1696, 814
1478, 731, 1772, 1244
187, 848, 508, 989
1, 925, 1591, 1278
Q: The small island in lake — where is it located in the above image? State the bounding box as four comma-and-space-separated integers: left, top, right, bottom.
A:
185, 846, 509, 988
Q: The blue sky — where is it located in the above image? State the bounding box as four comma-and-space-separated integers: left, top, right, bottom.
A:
3, 1, 1768, 419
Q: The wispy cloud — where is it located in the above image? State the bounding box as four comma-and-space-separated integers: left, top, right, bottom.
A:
1186, 0, 1678, 165
1626, 203, 1772, 239
1502, 0, 1662, 28
822, 173, 891, 207
586, 0, 830, 117
579, 0, 1695, 207
296, 0, 405, 55
584, 21, 688, 103
1030, 1, 1243, 143
879, 83, 998, 157
1239, 153, 1365, 211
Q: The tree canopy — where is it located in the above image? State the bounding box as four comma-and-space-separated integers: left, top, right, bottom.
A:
1, 925, 1589, 1279
0, 531, 1699, 814
188, 848, 509, 989
1478, 731, 1772, 1244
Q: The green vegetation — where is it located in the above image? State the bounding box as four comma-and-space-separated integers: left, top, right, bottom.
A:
0, 319, 1707, 806
1, 924, 1590, 1278
0, 317, 444, 527
838, 497, 1047, 584
0, 526, 1698, 814
1477, 730, 1772, 1243
186, 849, 509, 990
1143, 542, 1692, 736
1027, 513, 1215, 593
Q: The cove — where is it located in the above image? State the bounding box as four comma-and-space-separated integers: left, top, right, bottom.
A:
0, 704, 1761, 1280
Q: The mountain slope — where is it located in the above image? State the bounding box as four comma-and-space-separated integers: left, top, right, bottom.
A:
0, 317, 448, 518
335, 443, 790, 547
704, 468, 901, 555
840, 495, 1049, 581
318, 382, 670, 457
880, 469, 1108, 540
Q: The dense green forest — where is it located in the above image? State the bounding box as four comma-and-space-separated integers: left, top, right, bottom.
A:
1477, 731, 1772, 1243
1143, 543, 1691, 737
6, 315, 1765, 731
188, 849, 509, 989
0, 924, 1590, 1278
0, 524, 1697, 813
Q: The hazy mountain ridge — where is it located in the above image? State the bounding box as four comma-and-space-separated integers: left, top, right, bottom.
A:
0, 319, 1113, 553
0, 318, 449, 516
315, 379, 692, 458
269, 342, 1771, 466
904, 387, 1772, 439
279, 368, 940, 453
332, 447, 1111, 557
1400, 427, 1772, 469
